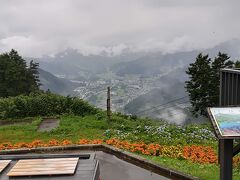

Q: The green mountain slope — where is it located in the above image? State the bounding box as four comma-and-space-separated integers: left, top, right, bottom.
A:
38, 68, 78, 96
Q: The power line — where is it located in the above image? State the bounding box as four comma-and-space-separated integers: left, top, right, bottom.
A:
138, 101, 191, 118
134, 94, 220, 115
135, 96, 188, 115
137, 100, 190, 115
147, 100, 190, 114
155, 110, 190, 120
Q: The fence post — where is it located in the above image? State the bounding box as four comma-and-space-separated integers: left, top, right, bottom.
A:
107, 87, 111, 122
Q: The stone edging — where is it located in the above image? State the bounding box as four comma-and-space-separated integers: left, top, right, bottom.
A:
0, 144, 198, 180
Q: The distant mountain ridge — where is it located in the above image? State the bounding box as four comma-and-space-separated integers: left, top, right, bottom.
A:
33, 39, 240, 79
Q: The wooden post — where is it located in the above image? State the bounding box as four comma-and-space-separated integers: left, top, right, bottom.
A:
107, 87, 111, 122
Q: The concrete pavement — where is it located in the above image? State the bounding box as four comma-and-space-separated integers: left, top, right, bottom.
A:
95, 151, 170, 180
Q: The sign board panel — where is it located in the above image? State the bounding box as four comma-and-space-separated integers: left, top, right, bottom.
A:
208, 107, 240, 139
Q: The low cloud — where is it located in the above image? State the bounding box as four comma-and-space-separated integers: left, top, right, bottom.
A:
0, 0, 240, 57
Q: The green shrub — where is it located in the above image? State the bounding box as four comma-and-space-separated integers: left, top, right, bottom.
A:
0, 93, 97, 119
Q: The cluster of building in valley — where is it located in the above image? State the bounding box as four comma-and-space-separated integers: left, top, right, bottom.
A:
72, 75, 162, 112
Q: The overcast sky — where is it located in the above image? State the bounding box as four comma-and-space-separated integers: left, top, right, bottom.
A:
0, 0, 240, 57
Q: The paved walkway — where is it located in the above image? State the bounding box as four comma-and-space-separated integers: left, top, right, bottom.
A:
37, 118, 59, 132
95, 151, 170, 180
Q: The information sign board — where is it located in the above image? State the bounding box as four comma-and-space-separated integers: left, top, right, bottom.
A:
208, 107, 240, 139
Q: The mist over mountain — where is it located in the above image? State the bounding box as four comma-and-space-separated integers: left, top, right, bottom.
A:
205, 39, 240, 59
111, 51, 197, 76
36, 39, 240, 77
124, 68, 206, 124
37, 49, 196, 78
37, 49, 146, 79
35, 39, 240, 124
125, 68, 188, 113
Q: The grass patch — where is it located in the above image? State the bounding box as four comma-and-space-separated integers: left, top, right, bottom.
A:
144, 155, 240, 180
0, 115, 107, 143
47, 115, 107, 141
0, 117, 41, 143
0, 113, 217, 146
0, 114, 229, 179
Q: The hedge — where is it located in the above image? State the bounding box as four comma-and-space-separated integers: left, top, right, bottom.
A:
0, 93, 97, 119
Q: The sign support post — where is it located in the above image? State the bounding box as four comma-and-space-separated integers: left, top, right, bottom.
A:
219, 139, 233, 180
208, 107, 240, 180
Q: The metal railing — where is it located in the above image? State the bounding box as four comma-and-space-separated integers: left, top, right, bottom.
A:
220, 68, 240, 106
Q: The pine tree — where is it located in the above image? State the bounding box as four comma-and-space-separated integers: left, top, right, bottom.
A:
7, 50, 28, 96
0, 53, 9, 97
27, 60, 41, 93
185, 53, 212, 116
0, 49, 40, 97
186, 52, 236, 117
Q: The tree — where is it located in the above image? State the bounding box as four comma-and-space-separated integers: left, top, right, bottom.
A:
0, 49, 40, 97
185, 52, 237, 117
185, 53, 212, 116
235, 60, 240, 68
27, 60, 41, 93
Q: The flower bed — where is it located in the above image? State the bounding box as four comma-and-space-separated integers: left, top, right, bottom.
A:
0, 138, 239, 166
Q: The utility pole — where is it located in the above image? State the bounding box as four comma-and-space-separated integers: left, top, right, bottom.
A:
107, 87, 111, 122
